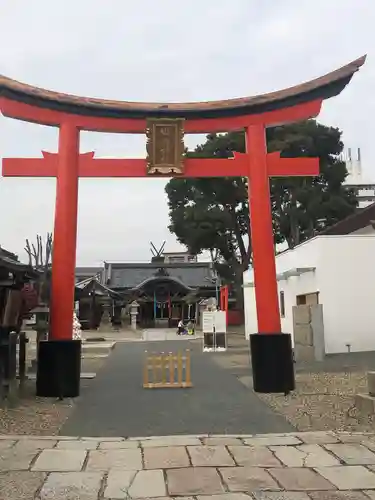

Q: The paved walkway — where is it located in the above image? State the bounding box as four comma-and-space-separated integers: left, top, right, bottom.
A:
1, 431, 375, 498
61, 340, 294, 437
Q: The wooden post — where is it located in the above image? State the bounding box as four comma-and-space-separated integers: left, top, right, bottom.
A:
7, 331, 18, 404
177, 350, 183, 385
50, 122, 80, 340
161, 352, 166, 385
246, 124, 281, 334
143, 350, 149, 386
152, 352, 157, 385
185, 349, 191, 386
18, 332, 28, 393
168, 352, 174, 384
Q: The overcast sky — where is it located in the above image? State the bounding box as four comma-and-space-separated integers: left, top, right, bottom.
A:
0, 0, 374, 266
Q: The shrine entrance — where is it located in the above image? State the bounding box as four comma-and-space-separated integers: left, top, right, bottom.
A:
129, 275, 195, 329
0, 56, 365, 397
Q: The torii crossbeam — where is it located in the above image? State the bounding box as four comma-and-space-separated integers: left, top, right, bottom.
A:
0, 55, 366, 396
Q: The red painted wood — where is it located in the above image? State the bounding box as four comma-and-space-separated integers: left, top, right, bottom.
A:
2, 151, 318, 178
246, 125, 281, 334
0, 97, 322, 133
227, 309, 243, 326
0, 94, 324, 344
266, 152, 319, 177
49, 123, 80, 341
220, 285, 229, 325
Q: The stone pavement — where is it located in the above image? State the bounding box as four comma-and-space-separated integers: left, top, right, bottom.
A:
2, 432, 375, 499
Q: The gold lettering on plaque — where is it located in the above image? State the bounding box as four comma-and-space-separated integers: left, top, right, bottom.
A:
146, 118, 185, 175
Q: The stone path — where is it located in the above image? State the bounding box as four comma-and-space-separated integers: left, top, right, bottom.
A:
61, 341, 293, 437
2, 432, 375, 498
142, 328, 203, 341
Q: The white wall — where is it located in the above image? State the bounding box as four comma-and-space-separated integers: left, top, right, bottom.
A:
318, 235, 375, 353
352, 224, 375, 235
243, 234, 375, 353
243, 236, 323, 339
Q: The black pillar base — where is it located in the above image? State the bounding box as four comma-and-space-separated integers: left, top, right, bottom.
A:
36, 340, 82, 398
250, 333, 295, 394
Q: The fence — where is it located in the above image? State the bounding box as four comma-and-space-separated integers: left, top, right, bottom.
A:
143, 349, 192, 389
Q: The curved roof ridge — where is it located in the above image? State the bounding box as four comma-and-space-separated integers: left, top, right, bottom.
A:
0, 56, 366, 120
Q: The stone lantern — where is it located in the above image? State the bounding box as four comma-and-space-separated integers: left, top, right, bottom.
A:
130, 301, 139, 330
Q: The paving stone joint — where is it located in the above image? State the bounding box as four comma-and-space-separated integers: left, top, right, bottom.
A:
1, 432, 375, 499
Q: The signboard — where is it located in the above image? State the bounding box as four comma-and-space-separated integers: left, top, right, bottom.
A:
213, 311, 227, 333
202, 311, 214, 333
146, 118, 185, 175
202, 310, 227, 352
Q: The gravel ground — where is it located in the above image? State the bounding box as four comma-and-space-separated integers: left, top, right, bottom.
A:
257, 370, 375, 433
0, 356, 107, 436
0, 381, 73, 435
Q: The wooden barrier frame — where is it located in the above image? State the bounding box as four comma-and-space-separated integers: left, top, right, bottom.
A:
143, 349, 192, 388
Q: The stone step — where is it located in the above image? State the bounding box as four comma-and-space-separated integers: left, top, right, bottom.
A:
28, 341, 115, 356
367, 371, 375, 396
27, 372, 96, 381
355, 393, 375, 415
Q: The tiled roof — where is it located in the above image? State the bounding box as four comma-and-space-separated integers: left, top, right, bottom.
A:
107, 262, 214, 289
75, 267, 104, 283
320, 202, 375, 235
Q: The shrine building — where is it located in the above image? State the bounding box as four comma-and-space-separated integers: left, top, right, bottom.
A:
75, 250, 218, 330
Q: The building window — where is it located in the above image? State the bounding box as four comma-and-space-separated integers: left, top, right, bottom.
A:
279, 291, 285, 318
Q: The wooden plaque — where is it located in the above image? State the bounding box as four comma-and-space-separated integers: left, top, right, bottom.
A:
146, 118, 185, 175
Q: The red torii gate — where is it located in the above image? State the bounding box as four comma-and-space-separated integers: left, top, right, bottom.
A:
0, 56, 365, 396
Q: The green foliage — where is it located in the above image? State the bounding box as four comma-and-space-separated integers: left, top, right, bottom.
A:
165, 120, 357, 294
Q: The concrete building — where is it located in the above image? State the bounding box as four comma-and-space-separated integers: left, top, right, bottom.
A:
243, 203, 375, 356
342, 148, 375, 208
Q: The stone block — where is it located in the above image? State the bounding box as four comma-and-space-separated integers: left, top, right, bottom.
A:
13, 439, 57, 452
294, 344, 315, 362
295, 431, 339, 444
0, 440, 16, 450
40, 471, 103, 499
228, 445, 282, 467
56, 440, 99, 450
32, 449, 87, 472
324, 443, 375, 465
294, 323, 313, 346
167, 467, 225, 496
198, 495, 255, 500
293, 305, 311, 325
252, 493, 310, 500
144, 446, 190, 469
85, 448, 142, 471
268, 467, 335, 490
104, 470, 135, 498
355, 393, 375, 415
220, 466, 280, 491
0, 449, 38, 471
128, 469, 166, 498
368, 371, 375, 396
243, 435, 302, 446
309, 492, 370, 500
0, 471, 46, 500
270, 444, 340, 467
98, 440, 139, 449
187, 445, 235, 467
202, 437, 243, 446
141, 436, 201, 447
316, 465, 375, 490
